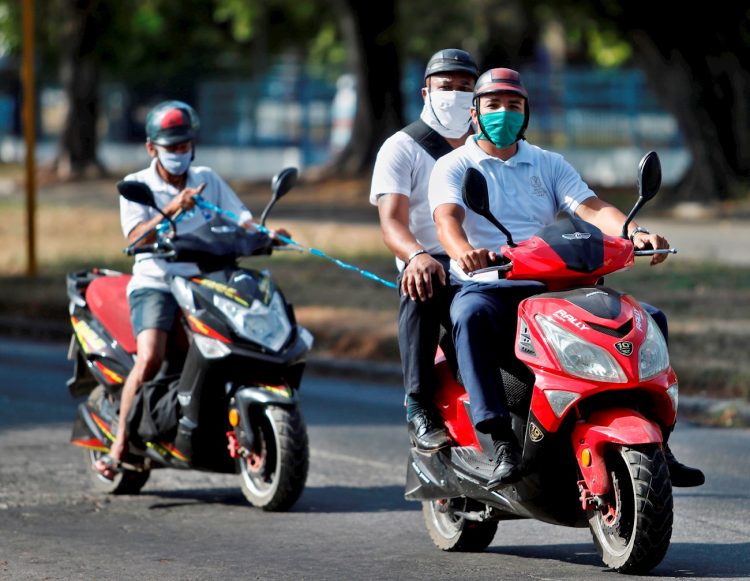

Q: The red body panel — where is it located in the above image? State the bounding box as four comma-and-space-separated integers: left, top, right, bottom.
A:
433, 348, 480, 448
502, 234, 635, 291
86, 274, 137, 353
571, 408, 664, 495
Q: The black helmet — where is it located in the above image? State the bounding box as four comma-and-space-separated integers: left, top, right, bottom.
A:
473, 68, 530, 142
424, 48, 479, 82
145, 100, 200, 146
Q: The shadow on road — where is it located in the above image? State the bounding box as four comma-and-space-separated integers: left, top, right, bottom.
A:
482, 540, 750, 578
140, 484, 416, 513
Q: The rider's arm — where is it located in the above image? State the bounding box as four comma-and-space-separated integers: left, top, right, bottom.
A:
377, 193, 445, 300
377, 194, 424, 263
125, 186, 203, 246
434, 203, 496, 273
575, 197, 669, 265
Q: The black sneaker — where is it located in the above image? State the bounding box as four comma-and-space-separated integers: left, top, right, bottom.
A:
407, 410, 451, 451
664, 444, 705, 487
486, 441, 522, 489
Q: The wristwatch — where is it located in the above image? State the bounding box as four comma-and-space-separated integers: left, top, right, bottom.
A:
629, 226, 650, 242
407, 249, 427, 264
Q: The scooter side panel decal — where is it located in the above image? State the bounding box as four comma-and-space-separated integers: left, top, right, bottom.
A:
71, 316, 107, 355
91, 411, 115, 441
191, 277, 250, 307
186, 314, 231, 343
70, 436, 108, 451
93, 360, 124, 384
147, 441, 190, 462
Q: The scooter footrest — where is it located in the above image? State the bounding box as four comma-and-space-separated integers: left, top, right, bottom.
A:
451, 446, 495, 481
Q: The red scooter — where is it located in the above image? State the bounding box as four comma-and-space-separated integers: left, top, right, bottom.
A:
407, 152, 682, 574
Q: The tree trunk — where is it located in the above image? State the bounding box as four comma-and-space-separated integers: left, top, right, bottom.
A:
51, 0, 107, 180
313, 0, 404, 179
594, 5, 750, 202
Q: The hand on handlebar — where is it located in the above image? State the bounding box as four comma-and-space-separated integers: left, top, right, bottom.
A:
163, 183, 206, 216
457, 247, 498, 274
269, 227, 292, 246
632, 231, 670, 265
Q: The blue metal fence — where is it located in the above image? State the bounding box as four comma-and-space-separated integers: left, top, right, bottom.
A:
1, 63, 683, 171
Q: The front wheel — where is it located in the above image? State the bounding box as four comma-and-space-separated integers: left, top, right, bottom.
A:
237, 405, 309, 511
422, 498, 498, 552
588, 445, 673, 574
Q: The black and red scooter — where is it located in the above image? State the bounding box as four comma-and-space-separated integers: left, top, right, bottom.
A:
66, 168, 311, 511
407, 152, 692, 573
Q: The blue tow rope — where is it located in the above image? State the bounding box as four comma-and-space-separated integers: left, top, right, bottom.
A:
182, 195, 398, 290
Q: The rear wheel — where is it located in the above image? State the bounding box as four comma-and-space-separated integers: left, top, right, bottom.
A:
82, 386, 151, 494
238, 405, 309, 511
422, 498, 498, 552
83, 448, 151, 494
588, 445, 673, 574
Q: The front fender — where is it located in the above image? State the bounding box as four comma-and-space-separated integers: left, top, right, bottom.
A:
571, 408, 663, 496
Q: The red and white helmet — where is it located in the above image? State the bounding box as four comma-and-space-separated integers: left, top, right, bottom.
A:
145, 100, 200, 146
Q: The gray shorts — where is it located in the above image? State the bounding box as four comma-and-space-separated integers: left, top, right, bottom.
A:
128, 288, 180, 337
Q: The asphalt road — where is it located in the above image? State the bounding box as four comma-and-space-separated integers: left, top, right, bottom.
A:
1, 338, 750, 581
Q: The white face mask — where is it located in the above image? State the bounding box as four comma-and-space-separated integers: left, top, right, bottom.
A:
419, 90, 474, 139
156, 146, 192, 176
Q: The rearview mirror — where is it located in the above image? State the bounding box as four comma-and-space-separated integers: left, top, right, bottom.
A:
117, 180, 157, 208
271, 167, 298, 200
637, 150, 662, 201
621, 150, 662, 238
261, 167, 298, 226
461, 167, 515, 247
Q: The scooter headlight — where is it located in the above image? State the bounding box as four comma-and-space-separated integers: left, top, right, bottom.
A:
536, 315, 626, 383
213, 291, 292, 352
639, 312, 670, 380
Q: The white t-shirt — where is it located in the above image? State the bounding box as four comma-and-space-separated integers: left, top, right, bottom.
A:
428, 138, 596, 282
120, 159, 253, 294
369, 131, 445, 271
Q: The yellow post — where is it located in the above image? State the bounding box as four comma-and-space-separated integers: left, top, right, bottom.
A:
22, 0, 37, 276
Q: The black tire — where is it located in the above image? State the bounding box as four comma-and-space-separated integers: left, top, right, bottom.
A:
238, 405, 309, 512
83, 448, 151, 494
588, 445, 673, 574
82, 386, 151, 495
422, 498, 498, 552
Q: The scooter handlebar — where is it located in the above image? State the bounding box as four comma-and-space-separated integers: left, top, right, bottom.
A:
634, 248, 678, 256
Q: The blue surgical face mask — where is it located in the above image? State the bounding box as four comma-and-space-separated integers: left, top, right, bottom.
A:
478, 110, 525, 148
156, 146, 192, 176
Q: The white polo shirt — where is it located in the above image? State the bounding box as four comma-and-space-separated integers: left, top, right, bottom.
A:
428, 138, 596, 282
369, 131, 446, 272
120, 159, 253, 294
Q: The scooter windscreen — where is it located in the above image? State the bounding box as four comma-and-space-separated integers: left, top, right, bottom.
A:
168, 215, 273, 264
536, 216, 605, 273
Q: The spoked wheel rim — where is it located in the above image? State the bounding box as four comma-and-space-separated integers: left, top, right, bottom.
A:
588, 445, 674, 574
594, 454, 635, 558
239, 409, 280, 499
428, 497, 468, 539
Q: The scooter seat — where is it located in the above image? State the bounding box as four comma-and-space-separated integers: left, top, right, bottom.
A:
85, 274, 137, 354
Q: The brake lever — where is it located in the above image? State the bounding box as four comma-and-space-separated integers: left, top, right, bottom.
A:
467, 263, 513, 277
634, 248, 678, 256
